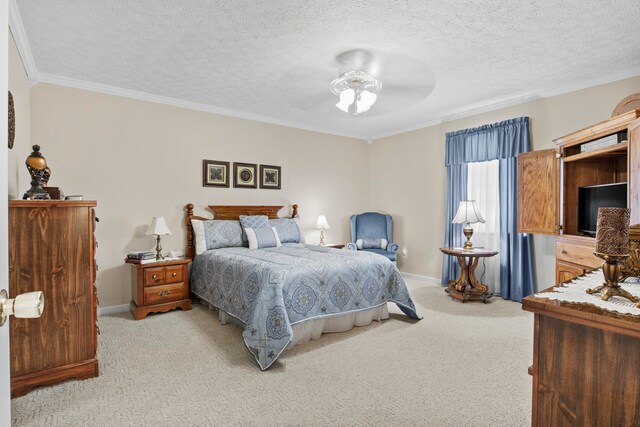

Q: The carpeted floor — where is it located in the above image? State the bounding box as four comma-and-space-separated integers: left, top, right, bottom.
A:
11, 279, 533, 426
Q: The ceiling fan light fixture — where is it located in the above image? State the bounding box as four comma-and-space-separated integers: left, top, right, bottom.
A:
356, 90, 377, 114
330, 70, 382, 116
336, 88, 355, 113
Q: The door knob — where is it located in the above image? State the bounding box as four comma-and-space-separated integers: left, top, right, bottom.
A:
0, 289, 45, 326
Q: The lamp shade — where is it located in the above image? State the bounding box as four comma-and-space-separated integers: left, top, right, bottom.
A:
595, 207, 630, 255
315, 215, 331, 230
452, 201, 485, 224
145, 216, 172, 236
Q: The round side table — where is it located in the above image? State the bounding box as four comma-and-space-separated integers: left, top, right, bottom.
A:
439, 247, 498, 303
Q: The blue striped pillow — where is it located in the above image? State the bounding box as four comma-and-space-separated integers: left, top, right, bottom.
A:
245, 227, 282, 249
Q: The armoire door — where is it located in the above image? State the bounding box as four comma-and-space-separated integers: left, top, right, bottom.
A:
517, 149, 560, 234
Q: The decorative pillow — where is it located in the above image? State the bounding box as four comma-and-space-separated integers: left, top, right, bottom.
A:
191, 219, 246, 255
239, 215, 270, 230
245, 227, 282, 249
269, 218, 305, 244
356, 238, 388, 250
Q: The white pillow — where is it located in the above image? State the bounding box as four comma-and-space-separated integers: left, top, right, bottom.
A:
191, 220, 207, 255
356, 238, 388, 250
245, 227, 282, 249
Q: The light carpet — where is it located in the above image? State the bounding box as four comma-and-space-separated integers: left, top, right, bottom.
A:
11, 279, 533, 426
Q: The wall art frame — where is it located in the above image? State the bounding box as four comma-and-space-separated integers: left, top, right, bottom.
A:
233, 162, 258, 189
259, 164, 281, 190
202, 159, 230, 187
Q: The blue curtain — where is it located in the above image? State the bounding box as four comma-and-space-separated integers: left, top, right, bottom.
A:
441, 117, 534, 302
441, 164, 467, 285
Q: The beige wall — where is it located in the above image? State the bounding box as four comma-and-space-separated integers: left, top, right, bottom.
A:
26, 84, 370, 307
370, 76, 640, 291
8, 32, 30, 199
8, 30, 640, 305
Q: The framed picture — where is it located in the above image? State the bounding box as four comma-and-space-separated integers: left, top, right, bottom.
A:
260, 164, 281, 190
202, 160, 230, 187
233, 162, 258, 188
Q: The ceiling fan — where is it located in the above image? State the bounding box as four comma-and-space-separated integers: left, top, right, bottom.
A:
330, 49, 382, 115
327, 48, 435, 117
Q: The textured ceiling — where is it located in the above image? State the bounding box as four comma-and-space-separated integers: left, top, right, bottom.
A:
15, 0, 640, 140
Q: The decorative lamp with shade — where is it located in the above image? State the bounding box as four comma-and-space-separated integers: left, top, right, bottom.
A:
146, 217, 172, 260
315, 215, 331, 246
452, 200, 485, 250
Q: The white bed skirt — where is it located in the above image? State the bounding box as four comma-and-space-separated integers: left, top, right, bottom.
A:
204, 302, 389, 347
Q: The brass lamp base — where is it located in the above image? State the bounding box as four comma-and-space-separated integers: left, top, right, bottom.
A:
462, 223, 474, 250
587, 253, 640, 308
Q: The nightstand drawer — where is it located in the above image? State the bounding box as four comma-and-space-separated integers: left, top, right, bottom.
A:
144, 283, 184, 305
144, 267, 165, 286
165, 265, 183, 284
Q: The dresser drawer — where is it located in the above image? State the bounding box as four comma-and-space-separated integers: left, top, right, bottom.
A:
165, 265, 183, 284
556, 242, 602, 269
144, 267, 165, 286
144, 283, 184, 305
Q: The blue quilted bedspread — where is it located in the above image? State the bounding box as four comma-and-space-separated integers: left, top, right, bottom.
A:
190, 244, 421, 369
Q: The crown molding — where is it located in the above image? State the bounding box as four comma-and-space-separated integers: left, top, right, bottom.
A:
34, 73, 368, 142
370, 65, 640, 142
8, 0, 38, 86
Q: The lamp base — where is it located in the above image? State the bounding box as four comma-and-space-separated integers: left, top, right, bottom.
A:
319, 230, 326, 246
155, 235, 165, 261
587, 253, 640, 308
462, 224, 474, 250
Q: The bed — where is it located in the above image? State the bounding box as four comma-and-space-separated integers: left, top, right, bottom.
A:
185, 203, 421, 369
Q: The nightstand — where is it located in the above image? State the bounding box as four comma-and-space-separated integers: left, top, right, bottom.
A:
129, 258, 192, 320
325, 243, 345, 249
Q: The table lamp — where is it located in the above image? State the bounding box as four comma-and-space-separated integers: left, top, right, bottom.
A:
452, 200, 485, 250
315, 215, 330, 246
146, 216, 172, 260
586, 207, 639, 307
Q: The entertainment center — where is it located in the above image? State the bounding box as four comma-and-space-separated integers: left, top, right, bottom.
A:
518, 109, 640, 284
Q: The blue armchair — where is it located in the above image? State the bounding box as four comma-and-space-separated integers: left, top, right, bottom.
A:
346, 212, 399, 263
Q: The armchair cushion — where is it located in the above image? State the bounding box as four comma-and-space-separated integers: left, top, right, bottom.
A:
356, 238, 388, 250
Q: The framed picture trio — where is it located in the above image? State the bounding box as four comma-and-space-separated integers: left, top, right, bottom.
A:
202, 160, 281, 190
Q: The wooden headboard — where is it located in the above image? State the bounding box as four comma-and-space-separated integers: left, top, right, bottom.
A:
184, 203, 299, 259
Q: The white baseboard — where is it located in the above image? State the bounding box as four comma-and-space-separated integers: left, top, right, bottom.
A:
400, 272, 442, 284
97, 304, 130, 316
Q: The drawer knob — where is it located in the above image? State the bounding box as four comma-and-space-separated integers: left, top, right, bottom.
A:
561, 247, 567, 254
159, 290, 171, 297
172, 272, 177, 277
152, 274, 158, 279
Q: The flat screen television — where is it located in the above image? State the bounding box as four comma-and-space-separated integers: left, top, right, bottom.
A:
578, 182, 627, 236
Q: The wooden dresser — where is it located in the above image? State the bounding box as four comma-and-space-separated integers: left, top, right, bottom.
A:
523, 290, 640, 426
9, 200, 99, 397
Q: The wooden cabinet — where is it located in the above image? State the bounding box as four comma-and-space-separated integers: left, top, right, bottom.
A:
523, 289, 640, 426
8, 200, 99, 397
518, 110, 640, 284
129, 258, 192, 320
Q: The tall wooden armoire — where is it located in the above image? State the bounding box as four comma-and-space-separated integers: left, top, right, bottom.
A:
8, 200, 99, 397
518, 110, 640, 284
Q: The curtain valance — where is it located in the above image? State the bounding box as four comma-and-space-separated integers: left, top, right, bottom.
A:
445, 117, 530, 166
